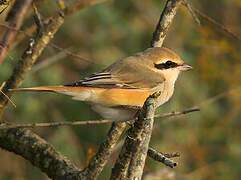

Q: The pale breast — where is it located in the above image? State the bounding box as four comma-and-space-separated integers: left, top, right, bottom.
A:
156, 81, 175, 107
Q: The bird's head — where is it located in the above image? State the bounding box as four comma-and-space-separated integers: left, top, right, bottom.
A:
143, 47, 192, 83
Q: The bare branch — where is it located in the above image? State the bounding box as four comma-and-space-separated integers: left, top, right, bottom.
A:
0, 0, 32, 65
151, 0, 182, 47
110, 1, 183, 178
198, 86, 241, 106
0, 0, 105, 65
111, 92, 161, 180
0, 22, 31, 37
0, 13, 64, 118
32, 2, 44, 29
182, 0, 200, 25
159, 151, 180, 159
182, 0, 241, 42
192, 5, 241, 41
0, 107, 200, 130
49, 43, 96, 64
0, 128, 81, 180
12, 0, 107, 51
61, 0, 107, 17
0, 22, 96, 64
147, 148, 178, 168
0, 81, 16, 108
30, 51, 67, 73
0, 119, 113, 130
80, 122, 126, 179
0, 1, 109, 179
154, 107, 200, 119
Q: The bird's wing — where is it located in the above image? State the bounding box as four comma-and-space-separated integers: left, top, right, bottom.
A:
65, 60, 165, 90
65, 72, 125, 88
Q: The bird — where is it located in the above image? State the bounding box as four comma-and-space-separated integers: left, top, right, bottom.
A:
10, 47, 192, 121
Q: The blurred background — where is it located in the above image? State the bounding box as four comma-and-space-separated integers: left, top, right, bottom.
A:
0, 0, 240, 179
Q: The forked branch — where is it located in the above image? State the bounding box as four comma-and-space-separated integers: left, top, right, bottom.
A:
112, 1, 183, 179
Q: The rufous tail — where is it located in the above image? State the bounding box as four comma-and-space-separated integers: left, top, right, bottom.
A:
9, 85, 100, 102
9, 86, 83, 92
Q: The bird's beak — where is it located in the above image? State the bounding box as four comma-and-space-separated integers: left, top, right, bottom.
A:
179, 63, 192, 71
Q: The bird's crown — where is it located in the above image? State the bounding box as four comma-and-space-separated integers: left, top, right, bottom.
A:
140, 47, 184, 70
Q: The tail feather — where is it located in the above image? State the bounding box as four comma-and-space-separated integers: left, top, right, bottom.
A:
9, 85, 102, 102
9, 86, 69, 92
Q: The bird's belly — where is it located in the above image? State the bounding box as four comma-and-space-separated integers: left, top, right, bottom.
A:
92, 104, 138, 121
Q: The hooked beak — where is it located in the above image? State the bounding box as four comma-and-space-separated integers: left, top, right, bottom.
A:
179, 63, 192, 72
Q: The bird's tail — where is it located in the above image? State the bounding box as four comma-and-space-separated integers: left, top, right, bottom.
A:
9, 85, 101, 102
9, 86, 70, 93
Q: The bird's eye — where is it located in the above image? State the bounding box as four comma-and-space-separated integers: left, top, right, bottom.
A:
154, 60, 178, 70
165, 60, 175, 66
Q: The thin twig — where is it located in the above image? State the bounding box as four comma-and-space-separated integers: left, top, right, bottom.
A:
0, 22, 32, 37
193, 6, 241, 41
0, 0, 104, 65
0, 10, 64, 118
0, 22, 96, 64
49, 43, 96, 64
0, 0, 33, 65
32, 2, 44, 29
0, 119, 114, 129
199, 87, 241, 107
182, 0, 200, 25
29, 51, 67, 73
154, 107, 200, 119
0, 44, 14, 61
1, 85, 237, 129
8, 0, 107, 54
182, 0, 240, 41
0, 107, 199, 130
0, 81, 16, 108
148, 148, 178, 168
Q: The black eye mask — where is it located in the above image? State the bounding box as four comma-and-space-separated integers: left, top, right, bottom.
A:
154, 60, 178, 70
